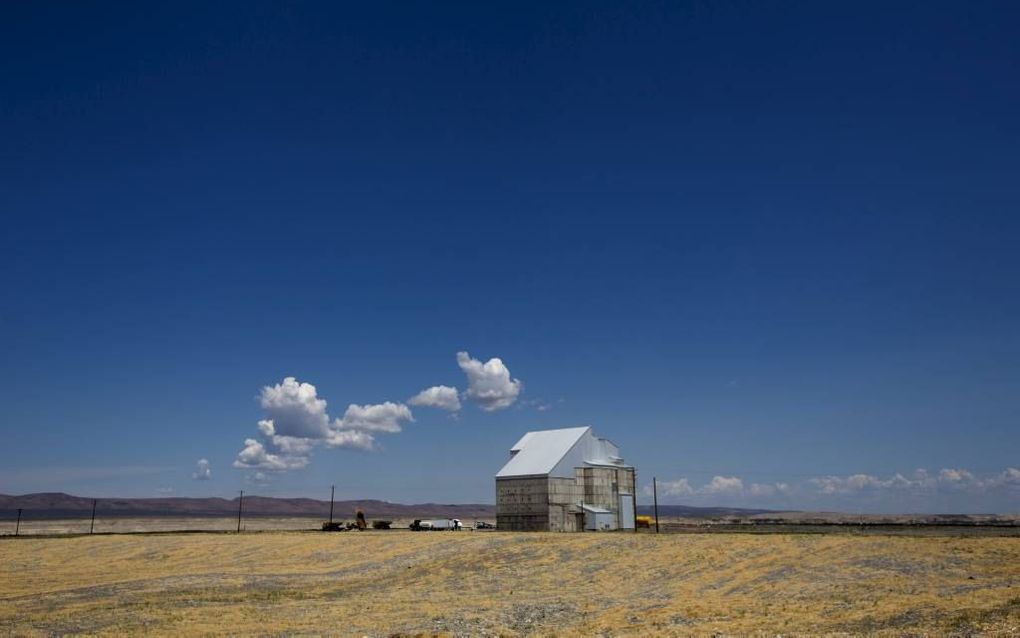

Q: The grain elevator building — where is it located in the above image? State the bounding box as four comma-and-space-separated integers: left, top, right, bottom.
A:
495, 426, 636, 532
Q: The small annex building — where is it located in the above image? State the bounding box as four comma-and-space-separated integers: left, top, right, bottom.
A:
495, 426, 636, 532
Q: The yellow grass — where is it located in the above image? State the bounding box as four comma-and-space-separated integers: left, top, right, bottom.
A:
1, 530, 1018, 635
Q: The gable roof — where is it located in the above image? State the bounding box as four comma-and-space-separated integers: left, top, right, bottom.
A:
495, 426, 590, 478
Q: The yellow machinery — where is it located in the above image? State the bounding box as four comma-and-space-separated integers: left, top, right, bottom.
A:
635, 515, 654, 529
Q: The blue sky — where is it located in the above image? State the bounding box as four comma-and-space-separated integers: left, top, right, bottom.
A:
1, 1, 1018, 513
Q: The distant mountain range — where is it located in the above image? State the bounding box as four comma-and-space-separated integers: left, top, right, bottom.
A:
0, 492, 496, 520
636, 504, 779, 517
0, 493, 781, 521
1, 494, 1011, 525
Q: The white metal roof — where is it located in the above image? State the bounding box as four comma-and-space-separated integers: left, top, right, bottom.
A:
496, 426, 590, 478
581, 504, 611, 513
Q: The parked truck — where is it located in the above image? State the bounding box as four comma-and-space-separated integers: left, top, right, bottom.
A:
409, 518, 463, 531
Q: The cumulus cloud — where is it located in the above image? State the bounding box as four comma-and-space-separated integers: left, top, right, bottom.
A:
233, 351, 528, 473
234, 377, 413, 472
247, 471, 270, 486
988, 467, 1020, 488
520, 398, 555, 412
749, 482, 789, 497
336, 402, 414, 433
645, 465, 1020, 503
409, 385, 462, 411
457, 351, 522, 411
644, 477, 752, 498
257, 420, 316, 455
807, 467, 1020, 496
702, 475, 744, 494
325, 429, 376, 451
259, 377, 330, 439
192, 458, 212, 480
233, 438, 310, 471
653, 478, 694, 497
407, 351, 526, 414
810, 472, 923, 494
937, 468, 981, 490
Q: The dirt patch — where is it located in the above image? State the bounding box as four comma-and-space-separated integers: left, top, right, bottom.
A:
500, 601, 578, 634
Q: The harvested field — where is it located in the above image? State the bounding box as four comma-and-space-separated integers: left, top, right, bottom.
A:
1, 531, 1018, 635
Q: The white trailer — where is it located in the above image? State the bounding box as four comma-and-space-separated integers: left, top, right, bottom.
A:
411, 518, 462, 531
428, 518, 463, 530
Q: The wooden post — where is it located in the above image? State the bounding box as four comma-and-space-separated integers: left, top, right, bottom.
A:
329, 485, 335, 525
236, 490, 244, 533
15, 508, 22, 536
90, 499, 97, 534
652, 477, 660, 534
633, 471, 638, 533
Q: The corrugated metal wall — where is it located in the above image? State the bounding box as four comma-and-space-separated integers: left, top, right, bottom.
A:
497, 468, 635, 532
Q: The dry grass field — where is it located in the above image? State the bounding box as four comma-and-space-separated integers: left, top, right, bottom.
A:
1, 530, 1018, 636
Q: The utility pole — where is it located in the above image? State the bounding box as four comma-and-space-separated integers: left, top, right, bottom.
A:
15, 508, 22, 536
90, 499, 97, 534
236, 490, 244, 533
652, 477, 660, 534
328, 485, 335, 525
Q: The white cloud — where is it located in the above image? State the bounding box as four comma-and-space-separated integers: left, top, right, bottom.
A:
336, 402, 413, 433
749, 482, 789, 497
520, 398, 554, 412
457, 351, 522, 411
234, 377, 412, 473
702, 475, 744, 494
911, 468, 938, 490
988, 467, 1020, 488
156, 487, 174, 495
654, 478, 694, 497
409, 385, 462, 411
807, 467, 1015, 495
259, 377, 330, 439
644, 467, 1018, 511
324, 429, 376, 451
233, 438, 310, 471
257, 419, 316, 455
644, 477, 747, 498
247, 471, 270, 486
937, 468, 982, 490
192, 458, 212, 480
846, 474, 886, 491
810, 476, 844, 495
810, 473, 915, 494
749, 483, 774, 497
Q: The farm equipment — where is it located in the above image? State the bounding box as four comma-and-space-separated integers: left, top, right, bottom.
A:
636, 515, 655, 529
372, 520, 392, 529
321, 507, 370, 531
322, 521, 363, 531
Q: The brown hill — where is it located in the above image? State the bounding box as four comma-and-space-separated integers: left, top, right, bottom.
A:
0, 492, 495, 520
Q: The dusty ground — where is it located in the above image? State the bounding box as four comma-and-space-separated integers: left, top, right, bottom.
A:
1, 530, 1018, 636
